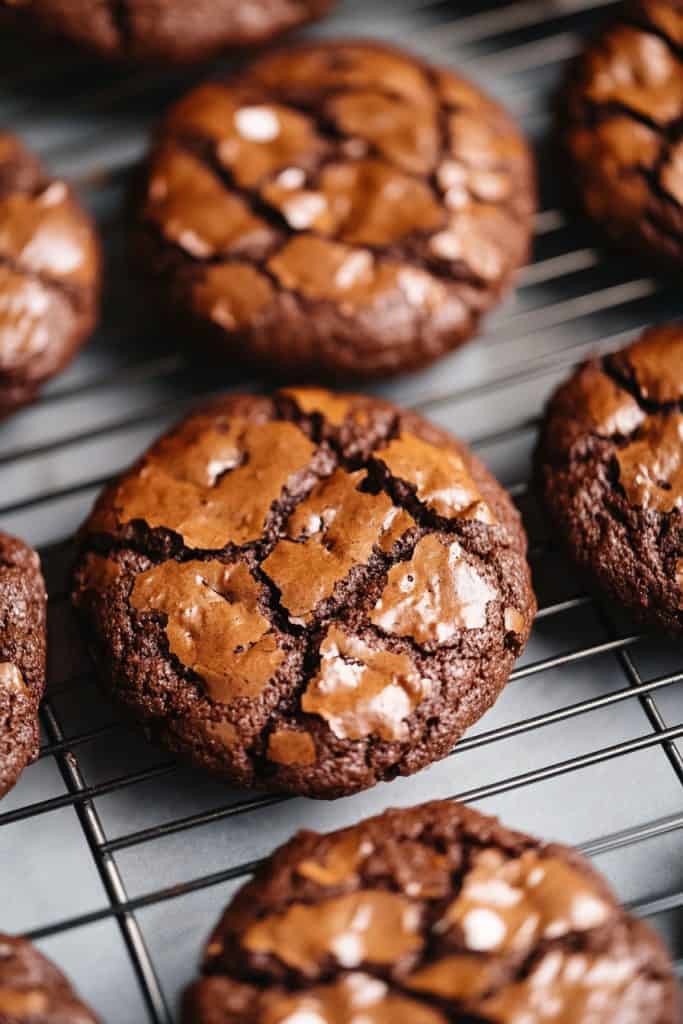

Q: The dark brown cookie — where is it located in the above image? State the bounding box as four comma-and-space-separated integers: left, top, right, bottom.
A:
0, 0, 335, 63
72, 388, 534, 799
561, 0, 683, 268
182, 799, 679, 1024
0, 934, 99, 1023
0, 133, 100, 419
131, 41, 536, 380
538, 323, 683, 633
0, 532, 47, 799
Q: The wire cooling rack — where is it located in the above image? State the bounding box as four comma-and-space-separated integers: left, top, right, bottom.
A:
0, 1, 682, 1020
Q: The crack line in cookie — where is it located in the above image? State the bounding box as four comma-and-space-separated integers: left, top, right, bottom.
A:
0, 246, 85, 316
81, 399, 515, 639
75, 394, 531, 785
0, 178, 92, 312
150, 133, 500, 295
193, 805, 665, 1023
107, 0, 133, 50
141, 44, 531, 313
622, 9, 683, 63
602, 356, 683, 417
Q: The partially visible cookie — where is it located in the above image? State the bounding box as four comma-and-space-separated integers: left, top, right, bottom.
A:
183, 799, 679, 1024
0, 133, 100, 419
0, 934, 99, 1023
0, 0, 335, 63
561, 0, 683, 268
73, 388, 534, 799
538, 323, 683, 632
0, 532, 47, 798
132, 40, 536, 379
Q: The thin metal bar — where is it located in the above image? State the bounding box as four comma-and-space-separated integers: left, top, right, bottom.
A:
509, 634, 642, 680
419, 324, 644, 414
0, 474, 114, 518
580, 811, 683, 859
619, 648, 683, 785
10, 713, 683, 835
516, 247, 598, 287
0, 393, 214, 470
419, 0, 619, 46
0, 762, 176, 827
26, 860, 267, 943
28, 626, 663, 786
39, 702, 170, 1024
486, 279, 660, 341
39, 723, 116, 760
535, 208, 566, 233
471, 30, 583, 74
627, 890, 683, 920
24, 775, 683, 944
534, 595, 592, 619
0, 315, 645, 482
98, 670, 683, 856
593, 604, 683, 786
0, 352, 186, 423
0, 263, 649, 475
39, 633, 680, 774
0, 334, 575, 474
451, 723, 683, 804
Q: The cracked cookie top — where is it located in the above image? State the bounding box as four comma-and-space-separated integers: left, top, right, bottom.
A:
0, 531, 47, 799
561, 0, 683, 267
539, 323, 683, 632
132, 40, 535, 379
0, 934, 99, 1023
73, 388, 534, 798
182, 800, 679, 1024
0, 133, 100, 418
0, 0, 335, 63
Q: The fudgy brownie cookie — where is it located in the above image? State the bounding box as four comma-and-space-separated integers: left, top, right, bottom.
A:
73, 388, 534, 798
183, 799, 679, 1024
0, 934, 99, 1023
132, 41, 536, 379
0, 532, 47, 799
538, 324, 683, 633
561, 0, 683, 268
0, 133, 100, 419
0, 0, 335, 63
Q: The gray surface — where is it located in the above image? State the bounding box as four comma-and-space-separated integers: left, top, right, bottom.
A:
0, 0, 682, 1021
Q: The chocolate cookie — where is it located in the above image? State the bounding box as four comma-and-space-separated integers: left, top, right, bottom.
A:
72, 388, 534, 799
131, 41, 535, 379
561, 0, 683, 268
183, 799, 679, 1024
538, 323, 683, 633
0, 0, 335, 63
0, 133, 100, 418
0, 934, 99, 1023
0, 532, 47, 799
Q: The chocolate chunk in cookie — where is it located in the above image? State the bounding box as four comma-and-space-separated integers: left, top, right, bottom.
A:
72, 388, 535, 799
561, 0, 683, 268
183, 799, 679, 1024
0, 0, 335, 63
0, 934, 99, 1022
0, 133, 100, 419
131, 41, 536, 379
538, 323, 683, 632
0, 532, 47, 799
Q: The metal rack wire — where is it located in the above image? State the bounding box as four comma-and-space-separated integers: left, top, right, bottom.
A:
0, 1, 681, 1021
